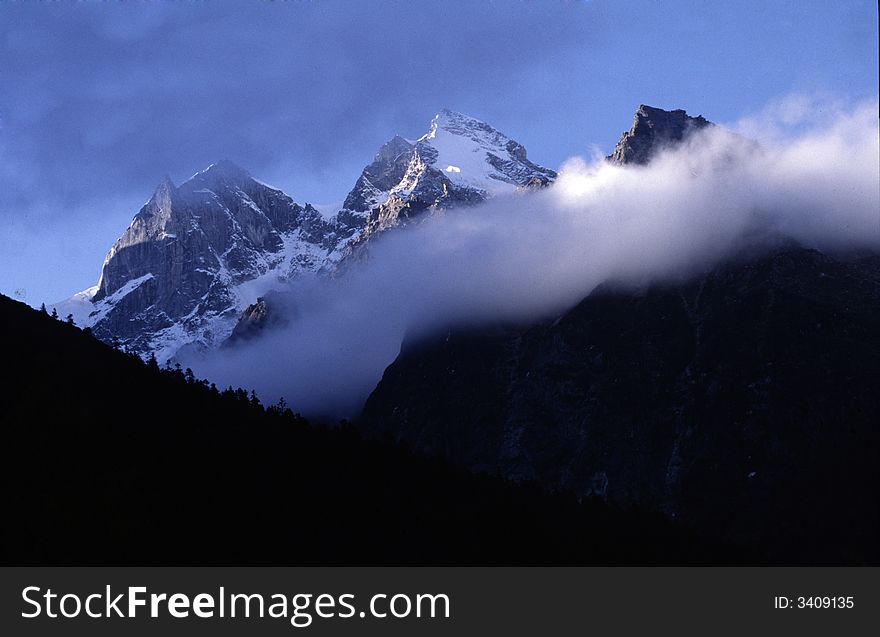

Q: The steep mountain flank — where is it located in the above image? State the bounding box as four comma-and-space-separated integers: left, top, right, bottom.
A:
360, 248, 880, 564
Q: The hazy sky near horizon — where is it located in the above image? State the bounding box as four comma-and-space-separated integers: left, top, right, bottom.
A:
1, 0, 877, 303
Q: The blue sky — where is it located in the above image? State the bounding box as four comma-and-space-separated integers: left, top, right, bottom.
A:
1, 0, 877, 304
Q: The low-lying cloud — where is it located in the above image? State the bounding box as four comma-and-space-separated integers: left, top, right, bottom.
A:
188, 99, 880, 418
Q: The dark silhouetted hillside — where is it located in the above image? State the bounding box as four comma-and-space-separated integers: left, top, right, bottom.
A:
361, 248, 880, 565
0, 293, 728, 565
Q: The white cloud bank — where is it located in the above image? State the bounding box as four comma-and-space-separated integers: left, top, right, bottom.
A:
187, 97, 880, 418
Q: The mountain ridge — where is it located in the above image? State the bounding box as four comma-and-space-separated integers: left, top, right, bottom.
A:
53, 109, 560, 359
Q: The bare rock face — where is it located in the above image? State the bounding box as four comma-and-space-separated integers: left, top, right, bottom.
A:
342, 136, 416, 213
66, 161, 342, 359
226, 294, 291, 344
227, 297, 271, 344
608, 105, 712, 165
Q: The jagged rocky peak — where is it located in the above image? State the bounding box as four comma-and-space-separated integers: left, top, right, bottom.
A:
342, 136, 416, 212
608, 104, 713, 165
146, 175, 176, 210
421, 108, 557, 193
226, 294, 289, 344
376, 135, 415, 164
430, 108, 521, 149
129, 160, 259, 230
340, 109, 557, 242
127, 176, 176, 229
429, 108, 509, 143
64, 158, 346, 361
182, 159, 255, 192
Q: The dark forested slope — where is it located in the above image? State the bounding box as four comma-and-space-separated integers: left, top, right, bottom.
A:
0, 293, 722, 564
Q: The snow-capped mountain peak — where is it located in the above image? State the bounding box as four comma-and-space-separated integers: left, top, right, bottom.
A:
57, 159, 347, 360
338, 109, 557, 244
419, 108, 554, 194
55, 111, 557, 360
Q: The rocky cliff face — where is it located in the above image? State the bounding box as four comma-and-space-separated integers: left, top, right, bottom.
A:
57, 161, 346, 359
607, 104, 712, 165
359, 247, 880, 562
225, 293, 290, 344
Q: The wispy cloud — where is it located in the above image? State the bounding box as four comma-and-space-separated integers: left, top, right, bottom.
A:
189, 97, 880, 418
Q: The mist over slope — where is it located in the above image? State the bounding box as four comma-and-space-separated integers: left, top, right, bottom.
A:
3, 293, 724, 565
358, 246, 880, 564
187, 99, 880, 416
